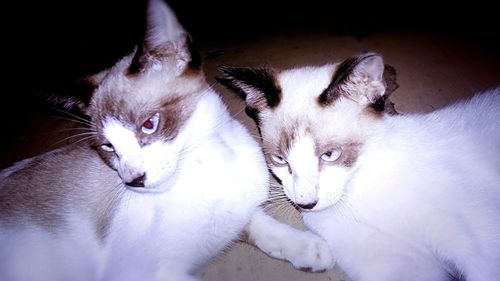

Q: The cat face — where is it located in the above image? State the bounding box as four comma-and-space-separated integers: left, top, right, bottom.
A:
219, 53, 398, 211
60, 0, 206, 192
89, 60, 205, 192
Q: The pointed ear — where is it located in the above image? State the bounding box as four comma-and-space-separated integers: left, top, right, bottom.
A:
217, 65, 281, 112
128, 0, 196, 75
383, 63, 399, 97
319, 53, 387, 108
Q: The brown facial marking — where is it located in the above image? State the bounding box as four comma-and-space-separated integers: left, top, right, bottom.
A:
317, 142, 362, 170
153, 95, 195, 142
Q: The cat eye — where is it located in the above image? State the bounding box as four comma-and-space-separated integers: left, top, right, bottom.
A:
142, 113, 160, 135
320, 148, 342, 162
100, 143, 115, 152
270, 154, 288, 166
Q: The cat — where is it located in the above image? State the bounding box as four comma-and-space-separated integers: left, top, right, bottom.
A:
218, 52, 500, 281
0, 0, 334, 280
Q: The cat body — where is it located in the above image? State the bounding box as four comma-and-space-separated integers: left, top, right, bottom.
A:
219, 53, 500, 281
1, 91, 266, 281
0, 0, 333, 280
302, 91, 500, 281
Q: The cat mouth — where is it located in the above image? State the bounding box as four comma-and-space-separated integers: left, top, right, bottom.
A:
125, 174, 146, 188
296, 202, 318, 211
122, 173, 178, 194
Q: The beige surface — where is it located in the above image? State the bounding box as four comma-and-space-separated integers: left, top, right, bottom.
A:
2, 26, 499, 281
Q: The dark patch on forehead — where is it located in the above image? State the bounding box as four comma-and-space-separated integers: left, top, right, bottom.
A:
278, 130, 293, 155
262, 122, 304, 164
318, 53, 379, 106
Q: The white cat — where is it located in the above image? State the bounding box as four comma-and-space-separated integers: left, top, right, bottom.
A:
0, 0, 334, 280
219, 53, 500, 281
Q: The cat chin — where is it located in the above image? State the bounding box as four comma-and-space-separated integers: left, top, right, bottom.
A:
124, 172, 179, 194
125, 185, 172, 194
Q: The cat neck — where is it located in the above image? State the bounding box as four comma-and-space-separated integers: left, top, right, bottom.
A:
181, 89, 232, 147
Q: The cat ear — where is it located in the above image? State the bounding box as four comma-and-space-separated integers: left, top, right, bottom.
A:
319, 53, 389, 109
217, 66, 281, 119
128, 0, 197, 75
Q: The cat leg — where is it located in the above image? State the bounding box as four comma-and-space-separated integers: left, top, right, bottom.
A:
243, 207, 335, 272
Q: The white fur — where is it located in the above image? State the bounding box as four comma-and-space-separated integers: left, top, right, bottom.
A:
256, 60, 500, 281
246, 208, 335, 272
289, 92, 499, 280
0, 1, 335, 279
0, 219, 105, 281
304, 93, 500, 281
100, 92, 270, 280
103, 118, 145, 184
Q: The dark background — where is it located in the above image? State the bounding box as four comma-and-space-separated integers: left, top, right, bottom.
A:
1, 0, 499, 166
3, 0, 499, 113
9, 0, 499, 82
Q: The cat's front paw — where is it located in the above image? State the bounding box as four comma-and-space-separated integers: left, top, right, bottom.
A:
263, 230, 335, 272
247, 209, 335, 272
282, 230, 335, 272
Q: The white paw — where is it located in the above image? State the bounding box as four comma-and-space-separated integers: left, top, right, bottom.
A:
267, 230, 335, 272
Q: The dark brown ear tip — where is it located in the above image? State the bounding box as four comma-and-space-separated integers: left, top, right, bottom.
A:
383, 64, 399, 96
215, 76, 248, 101
385, 100, 399, 115
216, 65, 249, 78
215, 76, 232, 87
216, 65, 231, 71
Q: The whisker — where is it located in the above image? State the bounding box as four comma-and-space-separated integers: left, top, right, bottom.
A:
66, 135, 97, 147
56, 127, 94, 132
52, 115, 95, 128
52, 108, 93, 125
49, 133, 97, 148
100, 179, 127, 219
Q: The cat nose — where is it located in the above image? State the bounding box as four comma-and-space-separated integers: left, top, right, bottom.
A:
126, 173, 146, 187
297, 201, 317, 210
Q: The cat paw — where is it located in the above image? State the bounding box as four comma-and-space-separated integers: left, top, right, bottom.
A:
247, 209, 335, 272
267, 230, 335, 272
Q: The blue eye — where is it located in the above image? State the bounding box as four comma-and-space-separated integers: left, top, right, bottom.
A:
100, 143, 114, 152
271, 154, 287, 166
321, 148, 342, 162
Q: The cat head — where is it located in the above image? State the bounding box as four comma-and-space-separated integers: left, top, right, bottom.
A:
55, 0, 206, 192
218, 53, 398, 211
